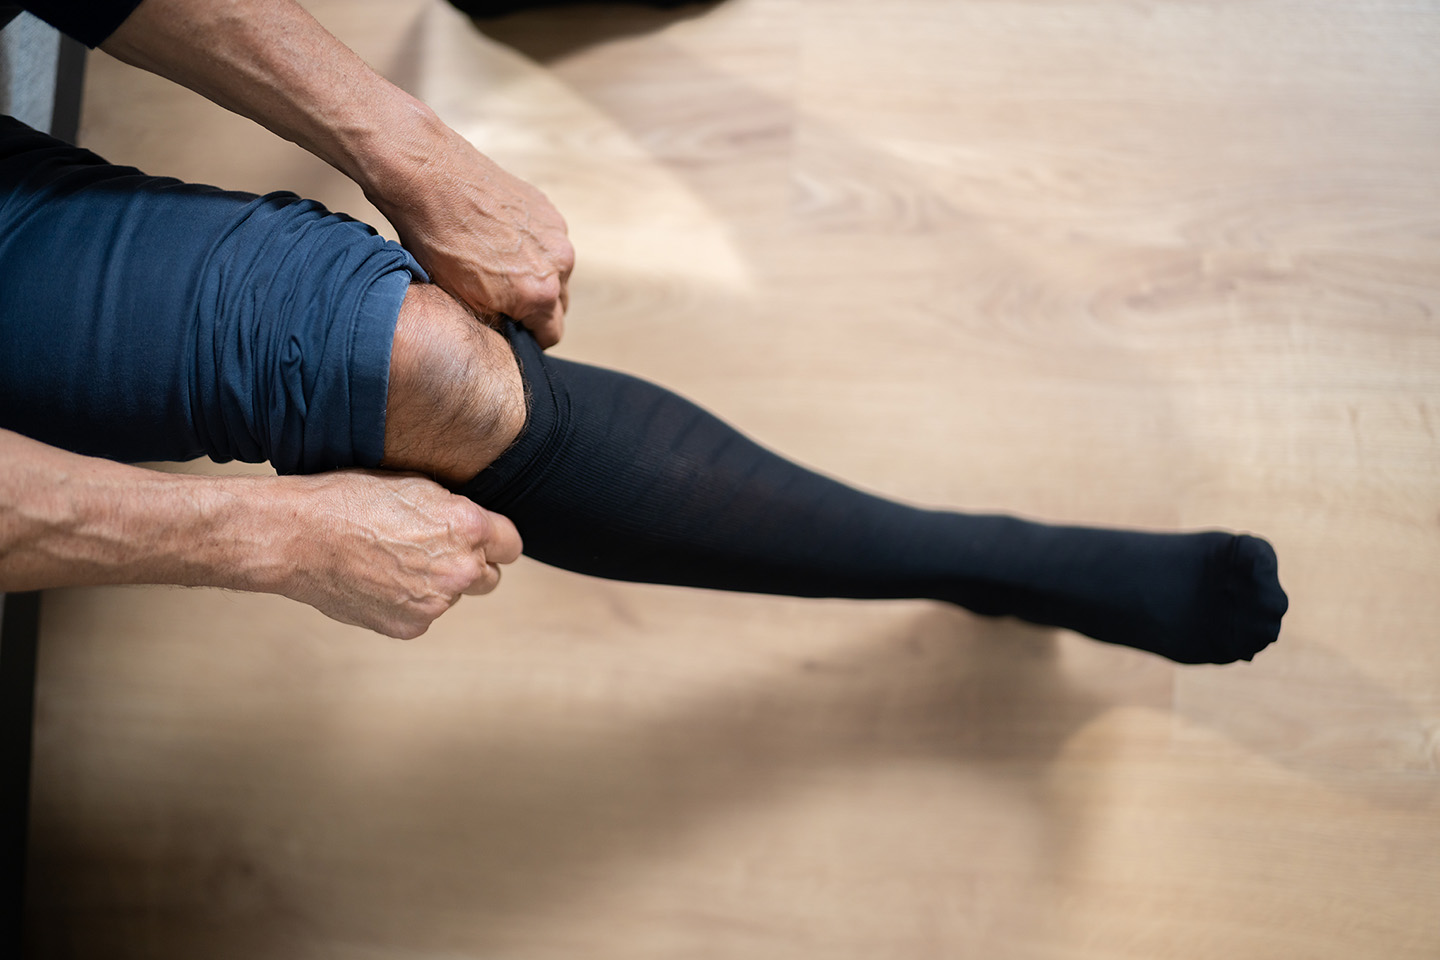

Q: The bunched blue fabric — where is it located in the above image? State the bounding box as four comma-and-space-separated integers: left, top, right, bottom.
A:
0, 116, 424, 473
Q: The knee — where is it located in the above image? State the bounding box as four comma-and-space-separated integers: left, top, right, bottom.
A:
382, 284, 526, 486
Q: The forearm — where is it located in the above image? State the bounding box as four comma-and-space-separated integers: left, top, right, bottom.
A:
99, 0, 442, 205
0, 429, 520, 638
0, 428, 293, 594
98, 0, 574, 339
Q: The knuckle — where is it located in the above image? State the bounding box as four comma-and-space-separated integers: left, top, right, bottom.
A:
479, 512, 521, 563
554, 238, 576, 272
455, 553, 485, 588
453, 501, 490, 545
405, 596, 454, 638
428, 555, 480, 600
470, 564, 501, 596
517, 273, 561, 307
384, 618, 428, 641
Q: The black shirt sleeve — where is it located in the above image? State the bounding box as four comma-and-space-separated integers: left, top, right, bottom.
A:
18, 0, 146, 48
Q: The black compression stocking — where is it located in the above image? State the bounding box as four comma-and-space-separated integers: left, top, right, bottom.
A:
460, 328, 1288, 664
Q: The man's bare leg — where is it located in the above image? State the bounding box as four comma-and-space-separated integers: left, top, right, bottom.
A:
380, 283, 526, 485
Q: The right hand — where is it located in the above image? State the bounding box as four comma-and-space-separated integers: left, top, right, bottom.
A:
278, 470, 522, 639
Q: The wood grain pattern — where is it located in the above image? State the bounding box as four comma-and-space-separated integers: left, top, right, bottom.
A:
23, 1, 1440, 957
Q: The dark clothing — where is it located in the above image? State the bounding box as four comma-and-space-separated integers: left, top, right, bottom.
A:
16, 0, 142, 47
463, 324, 1288, 664
0, 116, 423, 473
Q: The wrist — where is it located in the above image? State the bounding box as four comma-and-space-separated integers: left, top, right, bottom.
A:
189, 474, 313, 597
346, 95, 450, 218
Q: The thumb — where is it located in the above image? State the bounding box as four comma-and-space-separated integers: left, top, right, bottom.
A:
473, 504, 523, 565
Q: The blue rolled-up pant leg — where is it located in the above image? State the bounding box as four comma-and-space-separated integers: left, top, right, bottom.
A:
0, 116, 426, 474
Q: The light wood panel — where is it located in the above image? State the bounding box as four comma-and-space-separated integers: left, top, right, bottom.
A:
23, 1, 1440, 957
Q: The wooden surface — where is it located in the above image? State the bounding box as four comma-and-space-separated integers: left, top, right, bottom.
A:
23, 1, 1440, 957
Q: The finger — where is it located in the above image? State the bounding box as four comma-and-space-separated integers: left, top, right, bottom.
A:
523, 297, 565, 349
437, 270, 510, 333
476, 508, 524, 564
462, 562, 503, 597
551, 230, 576, 274
474, 308, 508, 333
453, 499, 522, 559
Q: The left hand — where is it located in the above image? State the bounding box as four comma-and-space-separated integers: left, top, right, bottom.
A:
372, 125, 574, 348
101, 0, 575, 346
